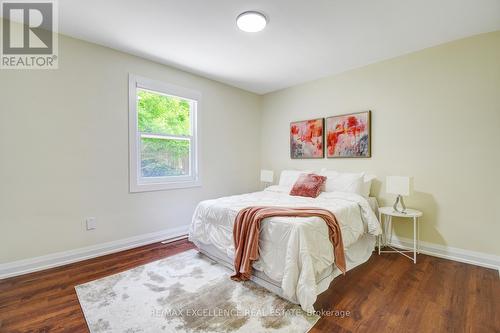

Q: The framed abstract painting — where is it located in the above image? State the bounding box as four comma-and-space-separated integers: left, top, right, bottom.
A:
326, 111, 371, 158
290, 118, 324, 159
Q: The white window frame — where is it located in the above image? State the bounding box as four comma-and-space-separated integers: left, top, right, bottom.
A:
129, 74, 201, 192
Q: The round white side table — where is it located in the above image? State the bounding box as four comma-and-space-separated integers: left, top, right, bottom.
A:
378, 206, 423, 263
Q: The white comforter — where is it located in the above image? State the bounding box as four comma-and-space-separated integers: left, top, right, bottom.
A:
189, 186, 382, 312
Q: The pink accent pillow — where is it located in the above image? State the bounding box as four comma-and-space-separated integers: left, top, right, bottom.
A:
289, 173, 327, 198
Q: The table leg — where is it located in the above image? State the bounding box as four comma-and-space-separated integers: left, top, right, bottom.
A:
388, 215, 392, 245
417, 217, 420, 254
378, 212, 382, 255
413, 216, 417, 264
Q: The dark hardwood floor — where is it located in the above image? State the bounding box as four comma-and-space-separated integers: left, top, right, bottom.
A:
0, 239, 498, 333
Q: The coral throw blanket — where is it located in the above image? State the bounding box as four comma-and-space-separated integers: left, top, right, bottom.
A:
231, 206, 346, 281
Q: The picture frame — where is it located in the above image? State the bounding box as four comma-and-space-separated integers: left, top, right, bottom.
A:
290, 118, 324, 159
325, 111, 371, 158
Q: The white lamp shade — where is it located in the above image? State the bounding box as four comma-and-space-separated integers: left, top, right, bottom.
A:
386, 176, 413, 196
260, 169, 274, 183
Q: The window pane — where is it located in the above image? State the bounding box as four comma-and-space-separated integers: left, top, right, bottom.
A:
137, 89, 191, 136
141, 137, 190, 177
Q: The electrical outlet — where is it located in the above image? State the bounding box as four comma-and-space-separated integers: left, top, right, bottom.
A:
86, 217, 96, 230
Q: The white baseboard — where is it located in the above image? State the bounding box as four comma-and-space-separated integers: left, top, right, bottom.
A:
0, 225, 189, 280
2, 227, 498, 280
389, 235, 500, 273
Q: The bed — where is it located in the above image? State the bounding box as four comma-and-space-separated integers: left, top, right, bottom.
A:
189, 183, 382, 313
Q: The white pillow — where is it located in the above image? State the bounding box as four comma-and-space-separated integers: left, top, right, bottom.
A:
320, 169, 365, 195
362, 174, 377, 197
278, 170, 312, 187
320, 169, 376, 197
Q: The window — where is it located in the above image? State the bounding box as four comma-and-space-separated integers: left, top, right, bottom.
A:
129, 75, 201, 192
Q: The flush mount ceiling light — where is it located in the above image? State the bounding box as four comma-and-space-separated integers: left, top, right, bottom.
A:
236, 11, 267, 32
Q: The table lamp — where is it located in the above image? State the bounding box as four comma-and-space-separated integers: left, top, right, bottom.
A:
260, 169, 274, 188
386, 176, 413, 213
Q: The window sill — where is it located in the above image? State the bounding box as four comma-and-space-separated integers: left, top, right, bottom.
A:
130, 180, 202, 193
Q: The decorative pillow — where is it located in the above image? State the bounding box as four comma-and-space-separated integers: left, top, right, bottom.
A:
289, 173, 327, 198
278, 170, 312, 187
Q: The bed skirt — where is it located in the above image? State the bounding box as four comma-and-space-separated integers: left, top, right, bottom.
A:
195, 233, 376, 305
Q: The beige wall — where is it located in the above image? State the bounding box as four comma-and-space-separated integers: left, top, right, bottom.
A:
0, 34, 261, 263
261, 31, 500, 255
1, 29, 498, 265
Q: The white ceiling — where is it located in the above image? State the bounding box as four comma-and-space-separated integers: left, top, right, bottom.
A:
58, 1, 500, 93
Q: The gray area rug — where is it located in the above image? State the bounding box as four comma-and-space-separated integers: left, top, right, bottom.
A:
75, 249, 319, 333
